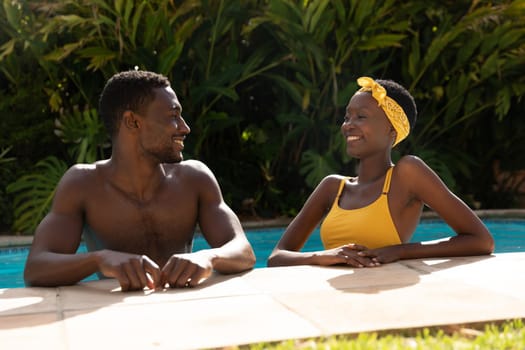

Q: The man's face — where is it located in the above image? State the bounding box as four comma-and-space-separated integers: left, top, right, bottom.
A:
137, 86, 190, 164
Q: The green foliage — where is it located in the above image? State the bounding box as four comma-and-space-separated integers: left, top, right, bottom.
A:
299, 150, 338, 188
0, 146, 14, 165
5, 106, 109, 234
246, 319, 525, 349
6, 156, 68, 234
0, 147, 15, 231
397, 1, 525, 199
0, 0, 524, 232
54, 107, 109, 163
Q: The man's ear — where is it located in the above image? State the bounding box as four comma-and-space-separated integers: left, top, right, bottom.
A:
123, 111, 139, 130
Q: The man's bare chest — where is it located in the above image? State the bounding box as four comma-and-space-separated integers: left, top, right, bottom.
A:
82, 188, 199, 258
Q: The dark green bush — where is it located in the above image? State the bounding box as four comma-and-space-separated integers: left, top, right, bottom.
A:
0, 0, 524, 233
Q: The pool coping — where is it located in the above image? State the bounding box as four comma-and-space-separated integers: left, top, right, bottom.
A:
1, 253, 524, 349
1, 210, 524, 348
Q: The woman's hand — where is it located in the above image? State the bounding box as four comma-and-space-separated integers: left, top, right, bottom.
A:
314, 244, 381, 267
357, 245, 403, 264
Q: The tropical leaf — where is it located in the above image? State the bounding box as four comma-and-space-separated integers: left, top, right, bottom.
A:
0, 146, 15, 164
6, 156, 68, 234
54, 107, 109, 163
300, 150, 338, 189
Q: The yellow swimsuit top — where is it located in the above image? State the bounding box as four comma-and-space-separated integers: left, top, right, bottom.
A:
320, 167, 402, 249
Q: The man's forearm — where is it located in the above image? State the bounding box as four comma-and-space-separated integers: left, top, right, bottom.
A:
207, 238, 256, 274
24, 251, 100, 287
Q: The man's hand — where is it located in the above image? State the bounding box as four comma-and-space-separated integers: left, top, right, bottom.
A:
95, 250, 161, 292
160, 252, 214, 288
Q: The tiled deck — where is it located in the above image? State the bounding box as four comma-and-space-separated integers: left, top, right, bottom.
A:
1, 252, 524, 349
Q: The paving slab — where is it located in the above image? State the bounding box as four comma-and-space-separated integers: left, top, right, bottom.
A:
0, 313, 66, 349
401, 253, 525, 300
62, 294, 321, 350
244, 263, 423, 294
0, 253, 524, 349
58, 272, 258, 311
271, 276, 525, 335
0, 286, 58, 317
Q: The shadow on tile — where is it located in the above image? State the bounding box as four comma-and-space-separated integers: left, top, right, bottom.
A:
400, 255, 495, 273
326, 255, 494, 293
326, 264, 420, 293
0, 270, 252, 329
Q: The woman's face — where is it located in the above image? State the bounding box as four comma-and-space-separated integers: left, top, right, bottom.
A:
341, 91, 395, 159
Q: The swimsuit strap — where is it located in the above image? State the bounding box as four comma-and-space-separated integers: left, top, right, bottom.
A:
335, 177, 349, 200
382, 167, 394, 195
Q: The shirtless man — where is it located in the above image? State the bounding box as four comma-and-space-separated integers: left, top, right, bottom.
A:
24, 70, 256, 291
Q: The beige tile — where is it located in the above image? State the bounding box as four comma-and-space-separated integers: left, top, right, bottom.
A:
1, 253, 524, 349
58, 272, 259, 311
62, 294, 321, 350
0, 313, 66, 349
0, 287, 58, 316
400, 255, 499, 274
401, 253, 525, 300
244, 264, 422, 294
272, 279, 525, 335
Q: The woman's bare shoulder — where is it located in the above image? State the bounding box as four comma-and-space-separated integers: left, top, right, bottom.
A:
394, 155, 433, 176
311, 174, 349, 204
319, 174, 348, 188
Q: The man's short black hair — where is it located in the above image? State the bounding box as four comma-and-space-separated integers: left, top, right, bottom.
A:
376, 79, 417, 130
98, 70, 170, 136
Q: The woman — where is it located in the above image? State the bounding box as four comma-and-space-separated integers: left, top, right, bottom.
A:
268, 77, 494, 267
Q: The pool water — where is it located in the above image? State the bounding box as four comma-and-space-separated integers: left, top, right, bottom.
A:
1, 219, 523, 289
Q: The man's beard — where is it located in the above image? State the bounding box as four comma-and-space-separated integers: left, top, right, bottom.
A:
147, 145, 183, 164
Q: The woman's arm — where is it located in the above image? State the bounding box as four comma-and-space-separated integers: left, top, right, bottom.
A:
360, 156, 494, 263
268, 176, 378, 267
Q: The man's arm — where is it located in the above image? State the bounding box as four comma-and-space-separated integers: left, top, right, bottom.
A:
24, 165, 101, 286
359, 156, 494, 263
194, 161, 255, 273
24, 165, 161, 291
160, 161, 255, 288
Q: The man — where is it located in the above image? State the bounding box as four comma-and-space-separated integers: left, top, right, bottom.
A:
24, 70, 256, 291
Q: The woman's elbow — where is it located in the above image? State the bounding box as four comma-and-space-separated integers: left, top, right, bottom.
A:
472, 231, 495, 255
267, 249, 284, 267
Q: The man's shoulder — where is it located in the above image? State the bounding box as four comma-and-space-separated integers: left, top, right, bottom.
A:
166, 159, 212, 175
63, 160, 108, 184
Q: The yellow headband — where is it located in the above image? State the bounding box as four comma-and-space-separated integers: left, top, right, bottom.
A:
357, 77, 410, 146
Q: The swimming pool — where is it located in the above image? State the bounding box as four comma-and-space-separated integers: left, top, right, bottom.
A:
1, 219, 524, 289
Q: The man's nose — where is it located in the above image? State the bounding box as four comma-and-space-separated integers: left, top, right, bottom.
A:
178, 117, 191, 134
